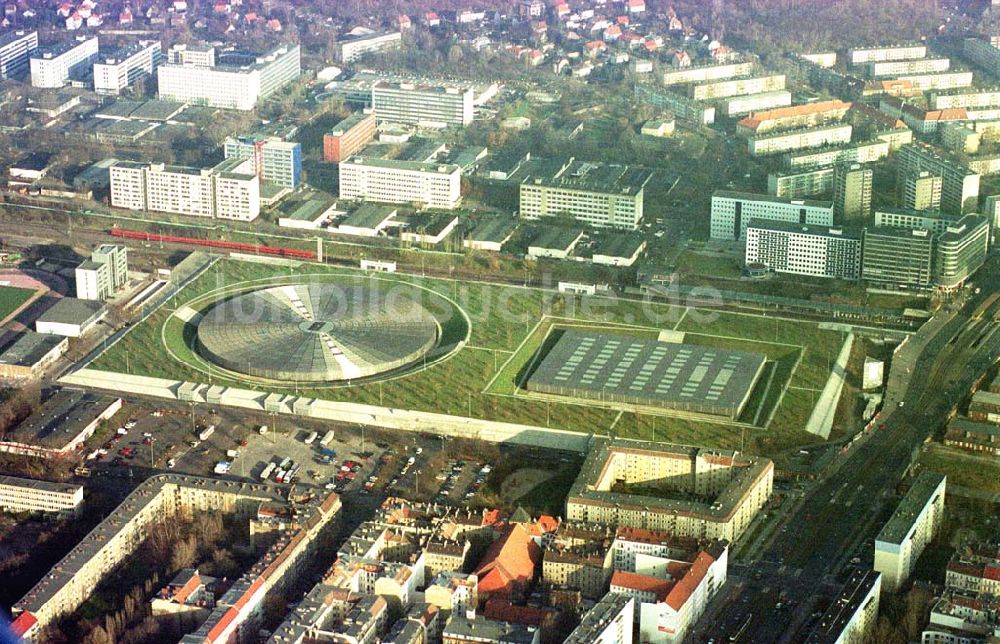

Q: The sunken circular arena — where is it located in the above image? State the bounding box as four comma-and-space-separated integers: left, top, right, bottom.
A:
195, 283, 440, 382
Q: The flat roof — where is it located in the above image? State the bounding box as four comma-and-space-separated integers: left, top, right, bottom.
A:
522, 159, 653, 196
746, 219, 859, 240
593, 233, 646, 258
0, 475, 81, 497
0, 30, 35, 48
129, 99, 186, 122
468, 217, 518, 243
528, 329, 767, 417
343, 155, 461, 174
876, 471, 946, 545
0, 332, 63, 368
330, 111, 374, 135
806, 569, 881, 643
748, 122, 852, 142
528, 226, 584, 251
32, 36, 96, 60
947, 417, 1000, 439
972, 389, 1000, 407
2, 390, 118, 449
285, 199, 335, 221
36, 298, 105, 326
341, 203, 397, 229
713, 190, 833, 209
398, 211, 458, 236
565, 593, 633, 643
442, 617, 537, 643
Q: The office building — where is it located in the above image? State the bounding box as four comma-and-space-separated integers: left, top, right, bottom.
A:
874, 472, 946, 593
866, 58, 950, 78
861, 227, 935, 287
661, 60, 754, 86
748, 124, 853, 156
371, 81, 474, 127
223, 135, 302, 189
736, 100, 853, 135
688, 74, 786, 101
805, 570, 881, 644
721, 90, 792, 118
336, 31, 402, 63
75, 244, 127, 301
833, 163, 873, 222
566, 438, 773, 543
902, 171, 943, 211
848, 44, 927, 65
93, 40, 162, 95
934, 214, 989, 289
0, 476, 83, 517
897, 143, 980, 214
519, 159, 652, 230
634, 83, 716, 125
157, 43, 300, 110
745, 220, 861, 280
110, 159, 260, 221
30, 35, 99, 88
339, 156, 462, 209
0, 30, 38, 80
873, 207, 957, 234
324, 111, 378, 163
0, 391, 121, 459
963, 38, 1000, 77
565, 593, 635, 644
710, 190, 835, 240
786, 140, 890, 170
768, 166, 836, 199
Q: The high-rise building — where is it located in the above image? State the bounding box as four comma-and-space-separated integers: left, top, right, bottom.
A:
768, 166, 836, 199
519, 159, 653, 230
832, 163, 872, 222
745, 220, 861, 280
0, 476, 83, 517
30, 35, 99, 88
223, 135, 302, 189
157, 43, 300, 110
861, 227, 934, 286
896, 143, 980, 214
93, 40, 162, 95
0, 30, 38, 80
901, 171, 942, 211
335, 31, 402, 63
75, 245, 128, 301
710, 191, 835, 240
371, 81, 474, 127
874, 472, 946, 593
338, 156, 462, 209
934, 214, 989, 289
963, 38, 1000, 77
323, 112, 378, 163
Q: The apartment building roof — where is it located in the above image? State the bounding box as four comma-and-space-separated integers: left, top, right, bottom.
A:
565, 593, 633, 643
611, 570, 673, 600
0, 30, 35, 48
0, 474, 82, 497
746, 219, 859, 240
474, 523, 541, 598
738, 99, 852, 131
713, 190, 833, 209
876, 471, 946, 545
442, 615, 538, 643
805, 569, 881, 643
329, 110, 374, 136
31, 36, 96, 59
748, 122, 852, 142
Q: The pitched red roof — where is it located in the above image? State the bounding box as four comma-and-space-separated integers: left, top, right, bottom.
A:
172, 572, 203, 605
10, 612, 37, 637
474, 524, 541, 598
483, 598, 553, 626
611, 570, 674, 600
665, 551, 715, 610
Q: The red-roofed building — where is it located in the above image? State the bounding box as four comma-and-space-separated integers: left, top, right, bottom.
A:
10, 612, 37, 639
474, 524, 542, 604
423, 11, 440, 27
483, 598, 556, 627
398, 14, 412, 30
610, 570, 674, 603
555, 2, 570, 17
628, 0, 646, 13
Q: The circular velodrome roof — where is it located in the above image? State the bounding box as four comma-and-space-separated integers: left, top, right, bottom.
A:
195, 283, 439, 382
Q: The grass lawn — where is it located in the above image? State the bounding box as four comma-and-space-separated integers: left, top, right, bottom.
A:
88, 259, 850, 458
0, 286, 37, 322
918, 443, 1000, 495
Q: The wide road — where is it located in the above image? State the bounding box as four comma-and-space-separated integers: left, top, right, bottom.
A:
706, 258, 1000, 642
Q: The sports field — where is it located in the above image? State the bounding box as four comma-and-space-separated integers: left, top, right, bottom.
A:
0, 285, 38, 323
89, 259, 851, 457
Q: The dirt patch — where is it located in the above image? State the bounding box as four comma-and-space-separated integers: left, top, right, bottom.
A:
500, 468, 556, 504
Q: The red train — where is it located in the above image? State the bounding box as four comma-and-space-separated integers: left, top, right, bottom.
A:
110, 228, 316, 260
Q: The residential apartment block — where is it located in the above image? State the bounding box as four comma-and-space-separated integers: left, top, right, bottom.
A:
565, 593, 635, 644
901, 171, 943, 211
931, 88, 1000, 110
634, 83, 716, 125
804, 569, 881, 643
736, 100, 853, 135
710, 190, 835, 240
157, 43, 300, 110
372, 81, 474, 127
721, 90, 792, 118
748, 124, 853, 156
0, 475, 83, 517
0, 30, 38, 80
324, 111, 378, 163
874, 472, 946, 593
786, 140, 890, 170
848, 44, 927, 66
688, 74, 786, 101
896, 143, 980, 214
30, 35, 99, 88
833, 163, 873, 221
519, 159, 653, 229
768, 166, 836, 199
110, 159, 260, 221
75, 244, 127, 301
336, 31, 402, 63
963, 38, 1000, 77
223, 135, 302, 189
745, 221, 861, 280
93, 40, 162, 95
661, 60, 754, 86
945, 542, 1000, 596
866, 58, 950, 78
339, 156, 462, 209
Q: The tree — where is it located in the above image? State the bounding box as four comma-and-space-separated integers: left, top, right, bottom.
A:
169, 535, 197, 572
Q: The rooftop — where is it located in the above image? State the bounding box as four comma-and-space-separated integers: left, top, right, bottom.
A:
522, 158, 653, 196
747, 219, 859, 240
565, 593, 633, 643
342, 155, 461, 174
36, 298, 105, 326
805, 569, 881, 643
0, 30, 35, 48
593, 233, 646, 258
876, 471, 946, 545
0, 475, 81, 497
0, 332, 64, 368
0, 390, 116, 451
31, 36, 96, 60
467, 217, 518, 244
528, 226, 584, 251
329, 110, 374, 136
341, 203, 397, 230
713, 190, 833, 210
442, 616, 538, 644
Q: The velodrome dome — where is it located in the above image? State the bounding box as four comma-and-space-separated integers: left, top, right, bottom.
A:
195, 283, 439, 382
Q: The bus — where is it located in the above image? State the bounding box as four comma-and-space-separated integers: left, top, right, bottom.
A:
304, 431, 318, 445
320, 430, 335, 446
198, 425, 216, 441
260, 462, 276, 481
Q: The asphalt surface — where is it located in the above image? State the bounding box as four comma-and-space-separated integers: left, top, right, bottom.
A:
703, 260, 1000, 642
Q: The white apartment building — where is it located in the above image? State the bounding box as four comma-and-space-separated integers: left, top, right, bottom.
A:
900, 72, 974, 92
0, 476, 83, 517
897, 143, 980, 214
690, 74, 786, 101
875, 472, 946, 593
110, 159, 260, 221
223, 135, 302, 189
339, 156, 462, 209
662, 61, 754, 86
424, 572, 477, 620
565, 594, 635, 644
371, 81, 474, 127
710, 190, 834, 240
787, 140, 890, 170
93, 40, 162, 95
157, 43, 300, 110
874, 208, 956, 234
931, 89, 1000, 110
722, 90, 792, 117
336, 31, 402, 63
963, 38, 1000, 77
0, 30, 38, 80
75, 244, 128, 301
805, 570, 882, 644
30, 35, 99, 88
867, 58, 950, 78
745, 221, 861, 280
848, 44, 927, 65
748, 124, 853, 156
